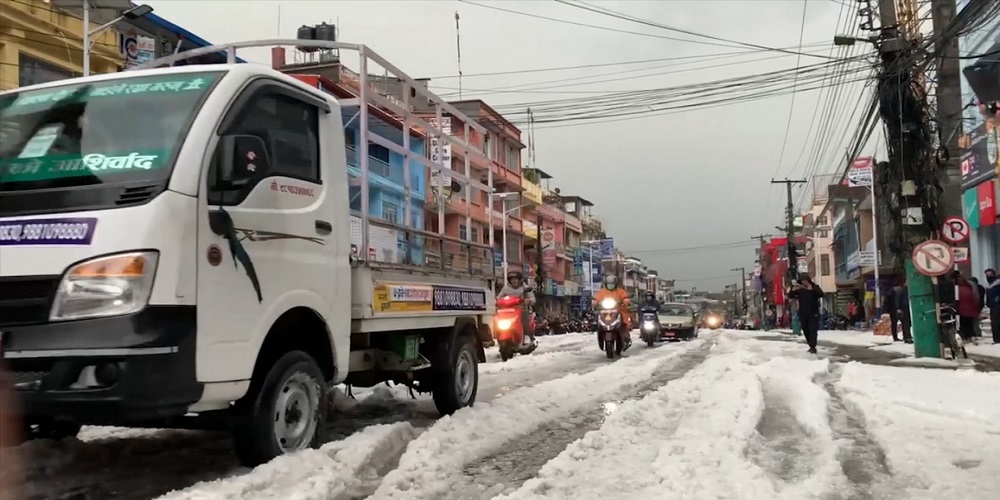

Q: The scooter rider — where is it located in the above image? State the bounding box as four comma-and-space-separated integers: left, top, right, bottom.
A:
639, 291, 661, 314
498, 270, 536, 347
592, 274, 632, 348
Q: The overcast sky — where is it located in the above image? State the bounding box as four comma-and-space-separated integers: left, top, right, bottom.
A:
141, 0, 883, 291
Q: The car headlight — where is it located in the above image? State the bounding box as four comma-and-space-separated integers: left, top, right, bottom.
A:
496, 318, 515, 331
50, 251, 159, 322
600, 298, 618, 309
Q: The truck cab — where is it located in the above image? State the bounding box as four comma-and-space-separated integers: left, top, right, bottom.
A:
0, 40, 499, 466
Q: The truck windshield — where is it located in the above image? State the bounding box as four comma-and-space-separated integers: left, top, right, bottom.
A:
0, 71, 222, 193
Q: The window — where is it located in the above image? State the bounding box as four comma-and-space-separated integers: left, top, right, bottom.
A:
1, 72, 222, 211
471, 226, 479, 244
505, 145, 518, 170
208, 89, 321, 205
370, 143, 390, 164
821, 254, 831, 276
459, 224, 468, 240
344, 128, 356, 147
382, 201, 399, 223
817, 215, 828, 226
817, 230, 829, 238
18, 53, 74, 87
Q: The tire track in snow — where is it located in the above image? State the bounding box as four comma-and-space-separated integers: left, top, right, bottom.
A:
816, 364, 895, 500
367, 338, 708, 500
449, 341, 714, 500
4, 335, 617, 500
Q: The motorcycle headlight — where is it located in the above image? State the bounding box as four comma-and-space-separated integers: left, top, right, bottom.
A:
50, 251, 159, 322
642, 321, 655, 329
496, 318, 515, 331
600, 298, 618, 309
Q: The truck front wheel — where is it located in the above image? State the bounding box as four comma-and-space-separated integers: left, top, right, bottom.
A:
233, 350, 327, 467
432, 334, 478, 416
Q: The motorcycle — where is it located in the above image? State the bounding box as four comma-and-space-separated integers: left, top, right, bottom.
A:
596, 296, 631, 359
494, 295, 538, 361
702, 313, 723, 330
638, 311, 662, 347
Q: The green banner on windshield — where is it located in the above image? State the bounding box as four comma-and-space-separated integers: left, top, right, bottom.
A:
7, 73, 221, 112
0, 149, 171, 183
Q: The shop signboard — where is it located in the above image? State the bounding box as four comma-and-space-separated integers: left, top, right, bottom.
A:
964, 188, 981, 229
961, 124, 995, 190
978, 179, 997, 227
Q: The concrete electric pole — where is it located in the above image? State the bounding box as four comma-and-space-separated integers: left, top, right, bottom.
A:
731, 267, 747, 317
772, 178, 807, 335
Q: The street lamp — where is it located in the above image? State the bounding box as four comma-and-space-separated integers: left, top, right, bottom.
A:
81, 3, 155, 77
490, 191, 520, 277
833, 34, 877, 46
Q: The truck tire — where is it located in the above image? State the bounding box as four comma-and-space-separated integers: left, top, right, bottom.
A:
232, 350, 327, 467
433, 334, 478, 416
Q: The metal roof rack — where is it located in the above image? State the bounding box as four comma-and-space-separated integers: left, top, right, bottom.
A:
138, 40, 498, 275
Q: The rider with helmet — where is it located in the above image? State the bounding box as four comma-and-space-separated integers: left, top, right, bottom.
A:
639, 291, 661, 314
498, 270, 536, 346
592, 274, 632, 346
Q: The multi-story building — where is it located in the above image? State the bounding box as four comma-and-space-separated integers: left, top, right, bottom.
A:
2, 0, 238, 91
446, 100, 526, 276
559, 195, 589, 312
958, 0, 1000, 277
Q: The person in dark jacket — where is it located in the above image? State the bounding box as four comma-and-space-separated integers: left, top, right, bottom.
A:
957, 273, 980, 342
883, 285, 900, 341
787, 273, 824, 354
895, 282, 912, 343
986, 269, 1000, 344
638, 291, 661, 313
971, 277, 987, 338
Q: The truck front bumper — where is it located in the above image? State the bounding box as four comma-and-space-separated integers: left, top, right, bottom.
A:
1, 306, 202, 424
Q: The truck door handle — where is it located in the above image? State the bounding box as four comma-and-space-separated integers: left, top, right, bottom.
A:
315, 220, 332, 235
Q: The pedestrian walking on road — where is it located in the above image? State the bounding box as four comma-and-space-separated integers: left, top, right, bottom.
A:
895, 282, 913, 344
957, 273, 980, 343
788, 274, 824, 354
971, 277, 987, 338
985, 269, 1000, 344
883, 285, 900, 341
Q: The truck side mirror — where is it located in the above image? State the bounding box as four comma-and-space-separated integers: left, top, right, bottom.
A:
217, 134, 270, 189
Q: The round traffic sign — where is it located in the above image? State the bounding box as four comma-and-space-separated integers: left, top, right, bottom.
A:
912, 240, 955, 277
941, 216, 970, 244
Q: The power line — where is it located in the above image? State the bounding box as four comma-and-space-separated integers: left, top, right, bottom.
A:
458, 0, 810, 51
424, 42, 833, 80
553, 0, 841, 60
771, 0, 811, 180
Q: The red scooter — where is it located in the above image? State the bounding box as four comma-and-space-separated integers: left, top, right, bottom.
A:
494, 295, 538, 361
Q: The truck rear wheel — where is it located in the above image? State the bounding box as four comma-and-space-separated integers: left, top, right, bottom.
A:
233, 350, 327, 467
433, 334, 478, 416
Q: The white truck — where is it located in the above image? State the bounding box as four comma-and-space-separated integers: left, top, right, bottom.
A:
0, 40, 501, 466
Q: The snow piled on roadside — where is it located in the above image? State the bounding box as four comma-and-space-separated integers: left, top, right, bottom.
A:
495, 337, 845, 500
154, 422, 419, 500
368, 339, 704, 500
837, 363, 1000, 499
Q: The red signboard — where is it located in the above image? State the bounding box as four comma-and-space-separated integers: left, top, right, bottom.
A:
978, 180, 997, 227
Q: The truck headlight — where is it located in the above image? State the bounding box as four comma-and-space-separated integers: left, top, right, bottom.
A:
50, 251, 159, 321
600, 298, 618, 309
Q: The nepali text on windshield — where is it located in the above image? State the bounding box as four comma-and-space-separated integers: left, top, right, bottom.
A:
0, 71, 223, 191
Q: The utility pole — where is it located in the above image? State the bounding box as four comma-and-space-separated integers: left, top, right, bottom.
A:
772, 178, 807, 335
731, 267, 747, 317
874, 0, 944, 358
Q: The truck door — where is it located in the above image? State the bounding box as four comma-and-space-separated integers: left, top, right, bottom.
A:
195, 80, 346, 383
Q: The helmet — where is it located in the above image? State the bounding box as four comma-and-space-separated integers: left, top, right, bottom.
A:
645, 291, 655, 300
507, 270, 523, 285
603, 275, 618, 290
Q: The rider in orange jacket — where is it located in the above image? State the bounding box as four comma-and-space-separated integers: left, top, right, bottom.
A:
593, 275, 632, 332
